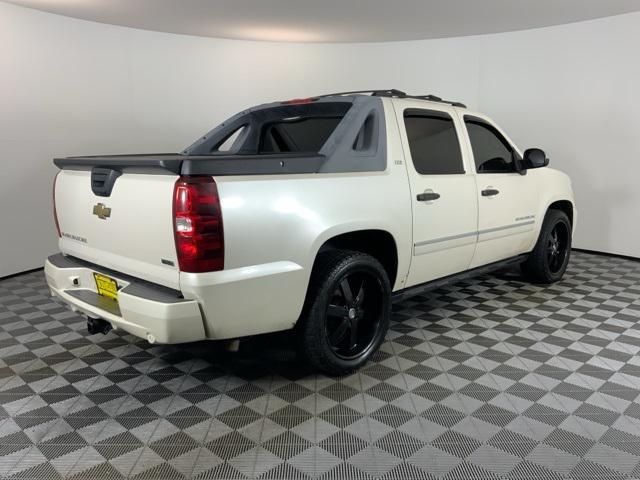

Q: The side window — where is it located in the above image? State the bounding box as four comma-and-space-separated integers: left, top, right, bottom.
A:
403, 110, 464, 175
465, 119, 515, 173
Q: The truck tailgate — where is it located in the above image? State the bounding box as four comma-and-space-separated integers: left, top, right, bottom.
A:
55, 169, 180, 289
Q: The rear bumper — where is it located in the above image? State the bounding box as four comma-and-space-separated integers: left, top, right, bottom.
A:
45, 254, 206, 344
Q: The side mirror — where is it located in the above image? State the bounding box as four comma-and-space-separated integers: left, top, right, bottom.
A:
522, 148, 549, 169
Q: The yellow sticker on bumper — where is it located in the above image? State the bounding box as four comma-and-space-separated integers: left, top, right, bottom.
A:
93, 273, 119, 300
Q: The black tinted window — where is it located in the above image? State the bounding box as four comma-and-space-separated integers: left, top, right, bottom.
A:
465, 119, 515, 173
403, 111, 464, 175
261, 117, 343, 153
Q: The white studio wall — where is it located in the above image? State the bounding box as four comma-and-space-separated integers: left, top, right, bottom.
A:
0, 2, 481, 277
0, 1, 638, 277
477, 13, 640, 260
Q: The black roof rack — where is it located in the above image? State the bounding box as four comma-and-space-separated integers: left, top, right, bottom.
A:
318, 89, 466, 108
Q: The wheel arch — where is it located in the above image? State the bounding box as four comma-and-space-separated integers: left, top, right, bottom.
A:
314, 229, 399, 288
547, 199, 574, 227
527, 197, 576, 254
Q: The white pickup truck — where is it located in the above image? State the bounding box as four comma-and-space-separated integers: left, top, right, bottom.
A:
46, 89, 575, 374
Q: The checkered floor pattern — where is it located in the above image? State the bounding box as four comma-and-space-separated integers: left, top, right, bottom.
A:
1, 251, 640, 479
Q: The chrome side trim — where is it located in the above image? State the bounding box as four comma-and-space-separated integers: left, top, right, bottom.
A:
478, 220, 535, 235
413, 220, 535, 248
414, 230, 478, 248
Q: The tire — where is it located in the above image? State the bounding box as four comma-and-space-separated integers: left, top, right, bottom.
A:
297, 250, 391, 376
522, 209, 572, 284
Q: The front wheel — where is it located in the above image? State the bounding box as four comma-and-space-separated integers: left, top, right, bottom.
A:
522, 209, 572, 283
297, 250, 391, 376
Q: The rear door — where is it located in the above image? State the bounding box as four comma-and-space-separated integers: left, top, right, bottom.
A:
394, 99, 478, 287
458, 114, 539, 268
55, 168, 180, 289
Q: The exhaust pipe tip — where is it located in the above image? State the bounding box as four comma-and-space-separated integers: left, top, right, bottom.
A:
87, 317, 112, 336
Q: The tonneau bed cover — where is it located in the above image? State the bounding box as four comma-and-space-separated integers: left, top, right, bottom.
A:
54, 153, 326, 176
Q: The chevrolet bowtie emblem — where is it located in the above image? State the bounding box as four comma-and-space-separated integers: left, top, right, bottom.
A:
92, 203, 111, 220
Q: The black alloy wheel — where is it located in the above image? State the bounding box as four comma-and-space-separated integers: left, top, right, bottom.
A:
522, 209, 572, 284
325, 271, 384, 360
547, 222, 569, 274
297, 250, 391, 375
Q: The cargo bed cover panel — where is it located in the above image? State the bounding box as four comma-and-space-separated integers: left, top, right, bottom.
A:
54, 153, 326, 176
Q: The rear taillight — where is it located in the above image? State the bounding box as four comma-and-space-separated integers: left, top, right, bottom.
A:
53, 172, 61, 237
173, 176, 224, 273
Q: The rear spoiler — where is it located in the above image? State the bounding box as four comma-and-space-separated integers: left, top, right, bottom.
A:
53, 153, 326, 176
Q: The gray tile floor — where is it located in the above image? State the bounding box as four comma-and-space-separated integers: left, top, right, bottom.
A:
1, 251, 640, 479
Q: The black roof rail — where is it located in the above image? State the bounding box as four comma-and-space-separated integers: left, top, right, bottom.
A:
318, 89, 407, 98
318, 89, 466, 108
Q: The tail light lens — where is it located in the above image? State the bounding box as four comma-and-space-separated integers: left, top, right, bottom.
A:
53, 172, 61, 237
173, 176, 224, 273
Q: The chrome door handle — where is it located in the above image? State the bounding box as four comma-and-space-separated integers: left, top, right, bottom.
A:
417, 192, 440, 201
481, 188, 500, 197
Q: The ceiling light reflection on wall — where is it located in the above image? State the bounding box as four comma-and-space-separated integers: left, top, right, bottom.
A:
234, 26, 328, 43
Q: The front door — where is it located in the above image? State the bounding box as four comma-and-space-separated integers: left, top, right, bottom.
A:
394, 100, 478, 288
459, 114, 539, 268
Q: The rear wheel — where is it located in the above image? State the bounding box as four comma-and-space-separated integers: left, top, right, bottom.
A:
522, 209, 572, 283
297, 250, 391, 375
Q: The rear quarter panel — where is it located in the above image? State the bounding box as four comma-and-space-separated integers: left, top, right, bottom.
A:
181, 100, 414, 339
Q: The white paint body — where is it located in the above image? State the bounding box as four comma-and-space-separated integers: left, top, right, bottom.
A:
46, 97, 575, 343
